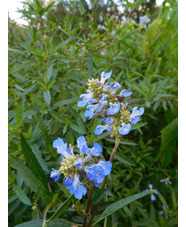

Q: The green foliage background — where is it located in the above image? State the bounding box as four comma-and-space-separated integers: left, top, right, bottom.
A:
8, 0, 178, 226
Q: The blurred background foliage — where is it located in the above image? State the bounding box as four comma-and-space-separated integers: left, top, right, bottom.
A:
8, 0, 178, 226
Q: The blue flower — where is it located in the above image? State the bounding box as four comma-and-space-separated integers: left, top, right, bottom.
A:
159, 205, 171, 220
94, 124, 111, 135
53, 138, 72, 158
85, 103, 101, 119
146, 184, 158, 201
90, 143, 102, 156
77, 92, 94, 107
139, 16, 151, 28
84, 165, 96, 181
84, 110, 94, 119
99, 93, 108, 108
130, 107, 144, 125
100, 71, 112, 84
77, 136, 89, 155
107, 102, 120, 115
119, 123, 131, 135
50, 169, 61, 181
51, 136, 109, 200
119, 89, 133, 97
104, 81, 121, 95
74, 158, 83, 169
85, 161, 112, 187
63, 175, 87, 200
92, 161, 112, 186
160, 177, 172, 185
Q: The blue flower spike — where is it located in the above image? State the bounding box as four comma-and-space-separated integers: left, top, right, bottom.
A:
50, 137, 112, 200
78, 71, 145, 137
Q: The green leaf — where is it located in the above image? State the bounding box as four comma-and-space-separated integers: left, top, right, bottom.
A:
14, 84, 24, 91
157, 191, 169, 210
131, 122, 147, 131
70, 123, 86, 134
93, 191, 150, 225
159, 118, 178, 167
31, 144, 49, 173
53, 98, 75, 108
51, 38, 71, 54
88, 54, 93, 78
21, 134, 49, 188
34, 107, 53, 154
123, 206, 132, 218
15, 219, 78, 227
70, 70, 81, 82
16, 98, 24, 126
13, 185, 32, 206
92, 188, 108, 206
105, 138, 137, 146
46, 195, 74, 222
9, 199, 21, 216
9, 156, 47, 197
106, 149, 135, 166
49, 111, 66, 124
46, 63, 53, 82
57, 182, 71, 197
43, 90, 51, 106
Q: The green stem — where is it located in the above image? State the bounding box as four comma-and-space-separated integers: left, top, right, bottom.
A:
87, 137, 121, 227
83, 183, 92, 227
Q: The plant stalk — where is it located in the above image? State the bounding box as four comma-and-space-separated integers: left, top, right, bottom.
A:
87, 137, 121, 227
83, 183, 92, 227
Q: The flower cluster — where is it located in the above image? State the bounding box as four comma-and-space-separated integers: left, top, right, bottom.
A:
50, 136, 112, 199
78, 71, 144, 137
145, 184, 158, 201
160, 177, 172, 185
159, 205, 171, 219
139, 16, 151, 28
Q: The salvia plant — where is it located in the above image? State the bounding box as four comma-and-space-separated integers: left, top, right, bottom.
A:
48, 71, 171, 226
8, 0, 178, 226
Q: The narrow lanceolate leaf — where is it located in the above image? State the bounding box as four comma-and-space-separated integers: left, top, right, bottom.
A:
13, 185, 32, 206
88, 53, 93, 78
107, 150, 135, 166
93, 191, 150, 225
157, 191, 169, 210
15, 219, 78, 227
50, 37, 71, 54
34, 110, 53, 154
105, 138, 137, 146
70, 123, 86, 134
46, 195, 74, 222
131, 122, 147, 131
53, 98, 75, 108
31, 144, 49, 173
46, 63, 53, 82
43, 90, 51, 106
92, 189, 108, 206
21, 134, 49, 189
16, 98, 24, 126
57, 182, 71, 197
9, 156, 48, 197
49, 111, 66, 124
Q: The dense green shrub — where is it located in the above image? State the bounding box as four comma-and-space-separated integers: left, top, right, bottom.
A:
8, 0, 178, 226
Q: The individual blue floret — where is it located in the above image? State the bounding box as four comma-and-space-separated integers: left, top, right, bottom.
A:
139, 16, 151, 28
160, 177, 172, 185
